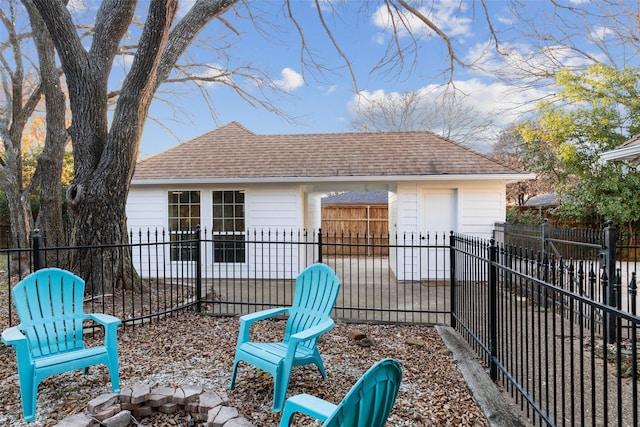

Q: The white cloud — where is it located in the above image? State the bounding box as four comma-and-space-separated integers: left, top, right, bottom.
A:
372, 0, 473, 39
589, 25, 614, 42
274, 68, 305, 92
348, 79, 550, 151
465, 39, 605, 83
66, 0, 89, 13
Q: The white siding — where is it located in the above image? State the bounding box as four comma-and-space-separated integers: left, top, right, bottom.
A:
305, 192, 323, 232
395, 183, 420, 235
394, 180, 507, 280
126, 184, 306, 279
245, 185, 304, 279
388, 191, 398, 277
126, 186, 167, 231
458, 183, 505, 238
247, 186, 301, 229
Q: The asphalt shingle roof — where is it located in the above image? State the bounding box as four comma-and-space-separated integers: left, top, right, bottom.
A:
133, 121, 525, 181
322, 191, 389, 205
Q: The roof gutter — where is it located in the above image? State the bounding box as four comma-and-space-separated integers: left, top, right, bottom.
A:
600, 145, 640, 164
131, 173, 535, 186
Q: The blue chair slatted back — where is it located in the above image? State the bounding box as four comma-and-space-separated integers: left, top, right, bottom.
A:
12, 268, 87, 358
323, 358, 402, 427
284, 263, 341, 350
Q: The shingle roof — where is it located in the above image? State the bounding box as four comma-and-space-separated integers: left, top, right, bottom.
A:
621, 134, 640, 148
133, 121, 527, 182
322, 191, 389, 205
523, 193, 561, 208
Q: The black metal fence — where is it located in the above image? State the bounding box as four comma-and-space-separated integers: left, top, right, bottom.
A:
495, 221, 640, 317
1, 225, 639, 426
1, 228, 452, 330
452, 231, 640, 426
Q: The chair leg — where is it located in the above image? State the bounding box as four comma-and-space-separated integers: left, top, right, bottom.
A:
15, 360, 36, 422
108, 364, 120, 393
272, 366, 291, 413
312, 350, 328, 379
278, 403, 296, 427
21, 376, 38, 422
228, 359, 239, 390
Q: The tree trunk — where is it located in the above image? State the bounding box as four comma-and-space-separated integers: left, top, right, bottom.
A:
67, 175, 137, 294
25, 0, 68, 252
31, 0, 235, 293
4, 183, 32, 249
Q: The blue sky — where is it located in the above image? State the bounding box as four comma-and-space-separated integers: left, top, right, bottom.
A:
124, 0, 633, 157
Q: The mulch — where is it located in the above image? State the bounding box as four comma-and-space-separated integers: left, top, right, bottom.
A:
1, 303, 489, 426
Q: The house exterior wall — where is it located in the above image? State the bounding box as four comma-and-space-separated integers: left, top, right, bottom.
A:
392, 180, 506, 280
126, 183, 306, 279
305, 192, 322, 231
127, 180, 507, 281
388, 190, 398, 274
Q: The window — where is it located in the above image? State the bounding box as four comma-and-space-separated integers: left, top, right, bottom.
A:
212, 190, 245, 263
168, 191, 200, 261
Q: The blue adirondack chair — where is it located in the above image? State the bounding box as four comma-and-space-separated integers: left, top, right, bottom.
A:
228, 262, 341, 412
1, 268, 121, 422
279, 358, 402, 427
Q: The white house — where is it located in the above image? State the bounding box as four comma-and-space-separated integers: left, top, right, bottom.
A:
601, 134, 640, 165
127, 122, 532, 280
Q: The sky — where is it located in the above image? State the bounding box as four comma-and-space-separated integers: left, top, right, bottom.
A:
98, 0, 636, 158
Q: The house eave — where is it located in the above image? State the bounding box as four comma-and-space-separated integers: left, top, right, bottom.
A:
131, 173, 534, 186
601, 145, 640, 164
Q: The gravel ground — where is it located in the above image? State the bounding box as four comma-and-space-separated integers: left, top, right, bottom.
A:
0, 313, 489, 426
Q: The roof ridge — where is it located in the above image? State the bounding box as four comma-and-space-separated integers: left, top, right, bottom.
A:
220, 121, 256, 135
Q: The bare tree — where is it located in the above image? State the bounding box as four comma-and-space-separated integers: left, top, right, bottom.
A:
351, 89, 499, 151
476, 0, 640, 86
0, 0, 67, 255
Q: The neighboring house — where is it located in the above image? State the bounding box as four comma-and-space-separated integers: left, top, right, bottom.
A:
601, 134, 640, 164
524, 193, 562, 208
127, 121, 532, 280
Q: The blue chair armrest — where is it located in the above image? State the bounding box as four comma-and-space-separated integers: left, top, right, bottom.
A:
283, 319, 335, 367
85, 313, 121, 327
289, 318, 335, 342
1, 325, 27, 345
238, 307, 290, 343
279, 393, 337, 426
85, 313, 121, 347
240, 307, 289, 324
1, 326, 32, 362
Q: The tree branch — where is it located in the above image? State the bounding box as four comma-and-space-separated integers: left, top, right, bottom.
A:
156, 0, 238, 87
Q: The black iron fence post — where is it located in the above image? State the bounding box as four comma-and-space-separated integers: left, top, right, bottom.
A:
317, 228, 323, 264
32, 229, 41, 271
541, 218, 549, 256
195, 225, 202, 313
603, 221, 617, 342
449, 232, 456, 328
630, 273, 637, 316
489, 237, 498, 381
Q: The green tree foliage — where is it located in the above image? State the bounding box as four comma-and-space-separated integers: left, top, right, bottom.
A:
517, 64, 640, 227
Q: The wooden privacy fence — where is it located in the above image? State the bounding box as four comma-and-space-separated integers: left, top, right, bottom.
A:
321, 203, 389, 256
